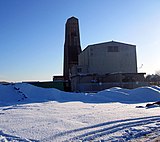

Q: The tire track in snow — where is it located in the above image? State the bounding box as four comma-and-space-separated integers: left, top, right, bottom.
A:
0, 130, 39, 142
42, 115, 160, 141
129, 128, 160, 142
51, 116, 160, 137
69, 117, 160, 141
62, 116, 160, 142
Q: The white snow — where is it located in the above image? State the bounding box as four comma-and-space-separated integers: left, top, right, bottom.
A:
0, 83, 160, 141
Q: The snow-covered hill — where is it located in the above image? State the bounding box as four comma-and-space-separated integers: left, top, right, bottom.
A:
0, 83, 160, 141
0, 83, 160, 105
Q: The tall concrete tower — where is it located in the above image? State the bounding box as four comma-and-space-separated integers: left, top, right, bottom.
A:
63, 17, 82, 81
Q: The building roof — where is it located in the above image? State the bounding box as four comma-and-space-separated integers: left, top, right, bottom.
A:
82, 40, 136, 52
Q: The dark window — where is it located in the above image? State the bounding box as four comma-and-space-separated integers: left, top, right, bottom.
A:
108, 46, 119, 52
77, 68, 82, 73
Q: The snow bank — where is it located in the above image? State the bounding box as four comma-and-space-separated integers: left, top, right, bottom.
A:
98, 86, 160, 103
0, 84, 23, 106
0, 83, 160, 106
128, 86, 160, 103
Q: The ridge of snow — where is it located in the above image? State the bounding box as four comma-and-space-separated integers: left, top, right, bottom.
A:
0, 83, 160, 106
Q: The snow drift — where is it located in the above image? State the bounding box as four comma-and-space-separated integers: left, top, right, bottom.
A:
0, 83, 160, 106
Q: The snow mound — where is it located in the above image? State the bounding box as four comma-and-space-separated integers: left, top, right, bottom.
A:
0, 84, 23, 105
128, 86, 160, 102
98, 86, 160, 103
0, 83, 160, 106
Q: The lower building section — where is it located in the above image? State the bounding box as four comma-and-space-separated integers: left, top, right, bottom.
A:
71, 73, 148, 92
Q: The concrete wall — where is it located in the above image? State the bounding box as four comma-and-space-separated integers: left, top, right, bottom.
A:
79, 41, 137, 74
28, 82, 64, 91
71, 73, 146, 92
77, 82, 149, 92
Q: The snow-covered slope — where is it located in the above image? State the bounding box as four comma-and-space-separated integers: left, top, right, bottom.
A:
0, 83, 160, 106
0, 83, 159, 141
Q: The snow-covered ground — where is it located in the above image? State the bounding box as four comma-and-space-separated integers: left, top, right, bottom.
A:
0, 83, 159, 142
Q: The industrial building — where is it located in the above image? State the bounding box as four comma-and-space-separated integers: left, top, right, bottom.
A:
53, 16, 147, 92
78, 41, 137, 74
71, 41, 146, 92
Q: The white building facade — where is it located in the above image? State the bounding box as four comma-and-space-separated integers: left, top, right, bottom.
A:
78, 41, 137, 74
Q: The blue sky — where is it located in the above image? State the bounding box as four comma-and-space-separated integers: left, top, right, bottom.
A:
0, 0, 160, 82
